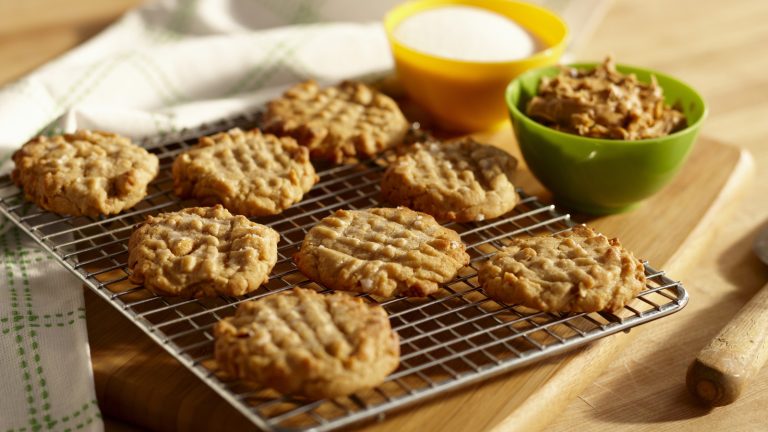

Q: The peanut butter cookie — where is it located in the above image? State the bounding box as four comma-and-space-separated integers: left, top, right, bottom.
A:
11, 130, 158, 217
127, 205, 279, 297
294, 207, 469, 297
172, 128, 317, 216
478, 226, 646, 313
381, 139, 519, 222
214, 287, 400, 399
263, 80, 409, 164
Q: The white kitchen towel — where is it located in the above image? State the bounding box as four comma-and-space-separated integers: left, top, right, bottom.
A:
0, 224, 98, 431
0, 0, 606, 429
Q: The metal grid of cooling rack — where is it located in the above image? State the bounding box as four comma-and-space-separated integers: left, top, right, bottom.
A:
0, 113, 688, 432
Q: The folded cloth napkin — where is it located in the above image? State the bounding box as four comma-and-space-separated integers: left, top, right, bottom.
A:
0, 0, 603, 429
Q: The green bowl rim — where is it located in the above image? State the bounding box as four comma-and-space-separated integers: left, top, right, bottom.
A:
505, 62, 709, 145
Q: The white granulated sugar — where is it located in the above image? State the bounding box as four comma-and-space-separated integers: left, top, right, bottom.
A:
394, 6, 539, 62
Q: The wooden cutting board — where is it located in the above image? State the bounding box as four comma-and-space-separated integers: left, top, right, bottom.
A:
86, 132, 752, 432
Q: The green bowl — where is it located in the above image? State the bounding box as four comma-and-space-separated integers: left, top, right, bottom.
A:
505, 63, 707, 214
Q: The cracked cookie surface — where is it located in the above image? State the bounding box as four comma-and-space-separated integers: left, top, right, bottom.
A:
263, 80, 409, 164
294, 207, 469, 297
214, 287, 400, 399
127, 205, 279, 297
12, 130, 159, 217
381, 139, 519, 222
172, 128, 317, 216
478, 226, 646, 312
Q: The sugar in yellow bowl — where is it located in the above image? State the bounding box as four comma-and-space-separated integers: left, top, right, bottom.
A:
384, 0, 568, 132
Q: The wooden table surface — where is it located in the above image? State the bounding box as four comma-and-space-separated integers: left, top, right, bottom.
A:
1, 0, 767, 431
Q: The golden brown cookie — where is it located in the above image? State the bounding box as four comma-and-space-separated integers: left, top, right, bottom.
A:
263, 80, 409, 164
294, 207, 469, 297
172, 128, 317, 216
127, 205, 279, 298
11, 130, 158, 217
214, 287, 400, 399
381, 139, 519, 222
478, 226, 646, 313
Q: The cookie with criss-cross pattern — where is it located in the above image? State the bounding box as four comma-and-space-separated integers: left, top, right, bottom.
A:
214, 287, 400, 399
478, 226, 646, 313
294, 207, 469, 297
127, 205, 279, 298
12, 130, 158, 217
172, 128, 317, 216
381, 138, 518, 222
263, 80, 409, 164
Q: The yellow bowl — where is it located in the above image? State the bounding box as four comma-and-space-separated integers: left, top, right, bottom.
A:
384, 0, 568, 132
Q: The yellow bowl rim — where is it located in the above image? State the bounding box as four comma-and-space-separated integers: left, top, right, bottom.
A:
384, 0, 570, 67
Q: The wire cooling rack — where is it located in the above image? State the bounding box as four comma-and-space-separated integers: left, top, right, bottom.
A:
0, 112, 688, 431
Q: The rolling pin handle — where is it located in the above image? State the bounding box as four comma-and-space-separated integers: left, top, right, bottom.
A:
686, 281, 768, 406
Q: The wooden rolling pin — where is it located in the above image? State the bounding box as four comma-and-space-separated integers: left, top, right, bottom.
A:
686, 281, 768, 406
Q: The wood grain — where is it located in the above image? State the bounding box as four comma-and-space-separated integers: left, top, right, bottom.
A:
0, 0, 141, 84
83, 134, 750, 432
546, 0, 768, 430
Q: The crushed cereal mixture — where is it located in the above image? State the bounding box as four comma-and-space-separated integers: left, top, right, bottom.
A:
526, 57, 686, 140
